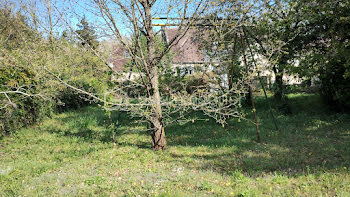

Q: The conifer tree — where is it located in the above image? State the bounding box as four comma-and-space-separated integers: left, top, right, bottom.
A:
76, 16, 99, 50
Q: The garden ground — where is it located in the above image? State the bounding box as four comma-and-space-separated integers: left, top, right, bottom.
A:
0, 93, 349, 196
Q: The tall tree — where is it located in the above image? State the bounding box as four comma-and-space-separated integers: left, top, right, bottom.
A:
252, 0, 306, 101
296, 0, 350, 110
76, 16, 99, 50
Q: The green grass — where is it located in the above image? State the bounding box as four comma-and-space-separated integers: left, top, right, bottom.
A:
1, 93, 350, 196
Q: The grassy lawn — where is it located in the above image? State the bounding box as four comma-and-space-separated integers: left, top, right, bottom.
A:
0, 93, 349, 196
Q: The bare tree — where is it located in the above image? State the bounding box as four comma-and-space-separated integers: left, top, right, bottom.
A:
85, 0, 210, 150
16, 0, 251, 150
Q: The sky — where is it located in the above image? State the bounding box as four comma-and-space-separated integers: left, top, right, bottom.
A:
3, 0, 207, 41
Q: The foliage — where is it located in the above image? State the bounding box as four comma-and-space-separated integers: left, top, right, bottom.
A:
76, 16, 99, 50
284, 83, 318, 94
49, 38, 110, 112
0, 94, 349, 195
184, 73, 212, 94
296, 0, 350, 111
250, 0, 350, 110
251, 0, 307, 101
0, 7, 109, 135
0, 7, 51, 135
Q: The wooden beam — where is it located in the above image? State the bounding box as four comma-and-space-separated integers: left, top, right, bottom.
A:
152, 23, 237, 27
152, 17, 232, 20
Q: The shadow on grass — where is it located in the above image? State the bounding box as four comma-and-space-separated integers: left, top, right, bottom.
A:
42, 94, 350, 176
165, 94, 350, 176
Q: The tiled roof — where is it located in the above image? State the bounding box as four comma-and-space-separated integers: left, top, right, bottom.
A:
164, 28, 205, 64
110, 28, 206, 71
110, 45, 129, 72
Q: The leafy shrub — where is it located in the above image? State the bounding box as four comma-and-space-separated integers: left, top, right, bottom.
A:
184, 73, 211, 94
319, 58, 350, 111
0, 64, 54, 134
0, 8, 109, 135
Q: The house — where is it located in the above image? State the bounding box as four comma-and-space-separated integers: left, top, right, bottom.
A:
162, 27, 233, 89
252, 54, 305, 88
108, 28, 213, 82
109, 44, 129, 72
108, 28, 305, 89
108, 43, 141, 81
161, 28, 207, 76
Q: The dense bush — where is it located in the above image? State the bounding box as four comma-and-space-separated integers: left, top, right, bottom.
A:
298, 0, 350, 111
319, 56, 350, 111
0, 8, 109, 135
184, 73, 211, 94
0, 8, 47, 134
0, 63, 55, 134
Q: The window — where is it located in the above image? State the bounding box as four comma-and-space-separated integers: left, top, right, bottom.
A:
178, 66, 194, 76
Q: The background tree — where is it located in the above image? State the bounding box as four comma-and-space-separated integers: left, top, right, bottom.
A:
296, 0, 350, 111
0, 1, 109, 136
250, 0, 306, 102
0, 6, 48, 135
76, 16, 99, 50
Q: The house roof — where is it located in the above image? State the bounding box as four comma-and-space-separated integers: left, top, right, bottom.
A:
163, 28, 206, 64
109, 28, 207, 71
110, 44, 129, 72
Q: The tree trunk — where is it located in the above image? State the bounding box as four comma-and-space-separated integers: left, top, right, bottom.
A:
274, 70, 283, 101
240, 34, 252, 104
143, 0, 166, 150
150, 66, 166, 150
151, 123, 166, 150
228, 34, 238, 90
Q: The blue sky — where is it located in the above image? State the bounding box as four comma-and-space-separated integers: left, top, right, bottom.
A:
6, 0, 206, 40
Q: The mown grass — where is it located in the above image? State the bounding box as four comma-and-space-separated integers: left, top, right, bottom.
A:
0, 93, 349, 196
